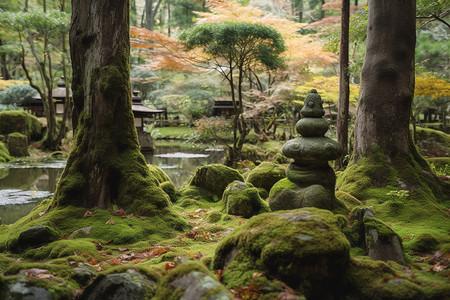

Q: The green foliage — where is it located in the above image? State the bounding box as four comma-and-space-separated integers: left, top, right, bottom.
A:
180, 21, 286, 71
0, 84, 36, 105
0, 10, 70, 36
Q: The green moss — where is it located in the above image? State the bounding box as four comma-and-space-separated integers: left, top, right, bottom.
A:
0, 254, 15, 273
148, 164, 172, 185
0, 141, 11, 162
268, 178, 297, 198
246, 162, 286, 193
213, 208, 350, 297
25, 239, 99, 260
0, 110, 42, 141
344, 256, 424, 299
189, 164, 244, 198
160, 181, 178, 203
406, 233, 440, 254
221, 181, 270, 218
155, 261, 228, 300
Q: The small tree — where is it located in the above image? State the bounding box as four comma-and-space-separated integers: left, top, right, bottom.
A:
180, 21, 286, 164
0, 10, 70, 150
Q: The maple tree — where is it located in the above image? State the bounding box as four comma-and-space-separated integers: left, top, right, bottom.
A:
180, 21, 286, 163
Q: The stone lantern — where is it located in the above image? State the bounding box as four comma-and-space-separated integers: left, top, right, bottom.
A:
269, 89, 346, 212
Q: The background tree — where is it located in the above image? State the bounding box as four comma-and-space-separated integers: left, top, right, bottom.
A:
339, 0, 448, 217
0, 9, 70, 150
336, 0, 350, 166
145, 0, 164, 31
50, 0, 182, 223
180, 21, 286, 163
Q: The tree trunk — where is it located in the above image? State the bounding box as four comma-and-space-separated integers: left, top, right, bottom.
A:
354, 0, 415, 161
0, 40, 10, 80
336, 0, 350, 165
145, 0, 154, 30
51, 0, 178, 218
341, 0, 448, 205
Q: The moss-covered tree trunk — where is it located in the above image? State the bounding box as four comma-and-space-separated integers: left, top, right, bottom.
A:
50, 0, 176, 217
339, 0, 448, 213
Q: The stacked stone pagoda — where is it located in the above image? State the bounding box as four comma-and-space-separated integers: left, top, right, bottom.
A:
269, 89, 345, 212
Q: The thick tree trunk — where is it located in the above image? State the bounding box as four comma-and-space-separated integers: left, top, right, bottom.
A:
51, 0, 176, 217
354, 0, 416, 161
337, 0, 350, 164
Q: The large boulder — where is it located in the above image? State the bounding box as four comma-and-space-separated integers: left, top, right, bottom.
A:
7, 132, 29, 157
221, 181, 270, 218
245, 162, 286, 194
155, 261, 231, 300
189, 164, 244, 200
213, 208, 350, 299
0, 110, 42, 141
81, 269, 157, 300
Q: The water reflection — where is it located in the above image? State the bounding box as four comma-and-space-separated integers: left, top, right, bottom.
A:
0, 143, 226, 224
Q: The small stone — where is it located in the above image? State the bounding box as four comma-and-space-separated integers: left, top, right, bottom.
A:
68, 226, 92, 239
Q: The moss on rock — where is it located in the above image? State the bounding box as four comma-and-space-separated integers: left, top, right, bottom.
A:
189, 164, 244, 200
245, 162, 286, 194
6, 132, 29, 157
408, 233, 440, 254
221, 181, 270, 218
0, 110, 42, 141
155, 261, 231, 300
213, 208, 350, 298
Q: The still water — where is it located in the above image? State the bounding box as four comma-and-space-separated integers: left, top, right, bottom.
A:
0, 143, 226, 224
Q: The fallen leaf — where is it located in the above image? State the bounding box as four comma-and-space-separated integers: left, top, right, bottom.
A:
165, 261, 176, 270
89, 260, 99, 265
252, 272, 264, 277
84, 210, 93, 218
107, 258, 122, 265
73, 288, 84, 298
93, 242, 103, 251
38, 211, 46, 217
137, 216, 149, 220
113, 208, 126, 216
105, 218, 114, 225
117, 247, 129, 252
278, 292, 300, 299
104, 239, 115, 244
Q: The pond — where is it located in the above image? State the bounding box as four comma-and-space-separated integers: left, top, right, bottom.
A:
0, 142, 226, 224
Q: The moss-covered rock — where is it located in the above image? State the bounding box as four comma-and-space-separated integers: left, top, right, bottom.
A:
213, 208, 350, 298
9, 225, 59, 252
245, 162, 286, 194
160, 180, 178, 203
414, 126, 450, 157
81, 269, 157, 300
364, 217, 406, 265
408, 233, 440, 254
221, 181, 270, 218
269, 178, 347, 213
7, 132, 29, 157
0, 141, 11, 163
188, 164, 244, 200
0, 110, 42, 141
155, 261, 231, 300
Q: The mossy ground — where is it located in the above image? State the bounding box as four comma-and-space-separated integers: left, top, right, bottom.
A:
0, 156, 449, 298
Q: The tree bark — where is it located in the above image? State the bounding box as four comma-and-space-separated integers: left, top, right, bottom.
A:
337, 0, 350, 163
354, 0, 416, 161
51, 0, 177, 217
